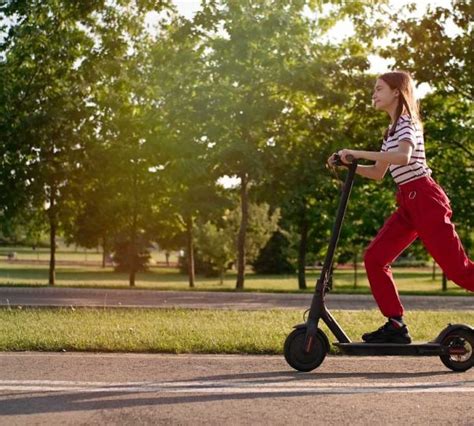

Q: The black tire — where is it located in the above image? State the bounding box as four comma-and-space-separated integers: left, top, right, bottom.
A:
439, 329, 473, 372
284, 327, 327, 372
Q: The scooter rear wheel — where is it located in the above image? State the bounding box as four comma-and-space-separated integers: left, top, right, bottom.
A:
439, 329, 473, 372
284, 327, 327, 372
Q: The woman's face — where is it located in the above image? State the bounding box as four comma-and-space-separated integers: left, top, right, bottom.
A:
372, 78, 399, 112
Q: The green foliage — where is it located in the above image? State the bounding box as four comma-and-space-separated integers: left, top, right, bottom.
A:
1, 0, 471, 291
194, 220, 234, 282
383, 0, 472, 100
112, 235, 152, 273
177, 249, 218, 277
225, 202, 281, 263
252, 230, 296, 275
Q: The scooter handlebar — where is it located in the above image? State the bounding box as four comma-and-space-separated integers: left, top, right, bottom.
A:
331, 153, 355, 167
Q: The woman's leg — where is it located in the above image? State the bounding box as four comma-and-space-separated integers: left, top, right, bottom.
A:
412, 184, 474, 290
364, 206, 418, 317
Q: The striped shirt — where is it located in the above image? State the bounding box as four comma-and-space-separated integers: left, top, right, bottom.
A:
380, 114, 432, 186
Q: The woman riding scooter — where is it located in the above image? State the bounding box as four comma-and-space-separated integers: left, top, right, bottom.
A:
328, 70, 474, 344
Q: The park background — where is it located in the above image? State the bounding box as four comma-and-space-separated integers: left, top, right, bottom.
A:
0, 0, 472, 297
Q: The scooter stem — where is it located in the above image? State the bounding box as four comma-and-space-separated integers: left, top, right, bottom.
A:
304, 159, 358, 352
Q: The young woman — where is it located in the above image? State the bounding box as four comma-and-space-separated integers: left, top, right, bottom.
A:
328, 70, 474, 344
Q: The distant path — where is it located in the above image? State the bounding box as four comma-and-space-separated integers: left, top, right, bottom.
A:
0, 287, 472, 311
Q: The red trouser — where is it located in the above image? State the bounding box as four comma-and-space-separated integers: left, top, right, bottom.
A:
363, 175, 474, 317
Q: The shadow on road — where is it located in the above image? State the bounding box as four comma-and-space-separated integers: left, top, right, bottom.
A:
1, 369, 464, 416
184, 369, 455, 383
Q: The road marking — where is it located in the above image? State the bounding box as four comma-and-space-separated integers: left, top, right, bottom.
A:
0, 352, 284, 360
1, 379, 473, 395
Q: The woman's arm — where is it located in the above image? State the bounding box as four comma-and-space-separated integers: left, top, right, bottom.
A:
355, 163, 389, 181
340, 140, 414, 166
335, 140, 414, 181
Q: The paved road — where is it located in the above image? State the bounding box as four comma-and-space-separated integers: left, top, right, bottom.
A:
0, 287, 472, 311
0, 352, 472, 425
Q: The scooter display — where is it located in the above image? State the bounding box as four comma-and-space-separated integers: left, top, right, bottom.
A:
283, 153, 473, 372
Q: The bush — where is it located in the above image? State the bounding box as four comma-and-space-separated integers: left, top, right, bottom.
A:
252, 230, 295, 274
178, 249, 224, 277
112, 238, 151, 273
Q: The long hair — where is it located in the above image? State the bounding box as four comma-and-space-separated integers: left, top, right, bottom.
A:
379, 71, 423, 140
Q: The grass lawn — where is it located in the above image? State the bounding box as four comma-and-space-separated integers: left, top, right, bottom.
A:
0, 246, 179, 264
0, 263, 471, 296
1, 307, 473, 354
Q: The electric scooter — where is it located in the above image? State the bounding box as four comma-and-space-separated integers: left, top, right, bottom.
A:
284, 153, 473, 372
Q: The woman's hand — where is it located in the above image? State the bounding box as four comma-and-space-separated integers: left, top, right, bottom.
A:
337, 149, 358, 164
327, 153, 338, 168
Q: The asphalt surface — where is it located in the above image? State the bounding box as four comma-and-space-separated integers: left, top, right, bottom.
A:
0, 286, 472, 311
0, 352, 472, 425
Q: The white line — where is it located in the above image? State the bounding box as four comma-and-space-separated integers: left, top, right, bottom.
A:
1, 385, 473, 394
2, 379, 473, 388
0, 352, 282, 360
1, 380, 473, 395
0, 353, 459, 362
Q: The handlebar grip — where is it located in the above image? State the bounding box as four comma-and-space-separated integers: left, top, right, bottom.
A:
331, 153, 355, 166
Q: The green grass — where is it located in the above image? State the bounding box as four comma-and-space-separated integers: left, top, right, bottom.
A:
1, 307, 473, 354
0, 263, 471, 296
0, 246, 179, 264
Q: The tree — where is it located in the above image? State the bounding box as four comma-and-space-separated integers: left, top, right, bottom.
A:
225, 201, 280, 268
0, 2, 100, 285
200, 1, 319, 290
252, 230, 296, 275
258, 71, 392, 289
0, 1, 173, 286
194, 220, 234, 284
146, 14, 230, 287
212, 0, 390, 290
382, 0, 472, 101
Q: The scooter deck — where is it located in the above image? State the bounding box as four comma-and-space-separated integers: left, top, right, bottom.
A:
334, 342, 444, 356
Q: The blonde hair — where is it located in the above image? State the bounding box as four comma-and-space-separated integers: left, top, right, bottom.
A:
379, 70, 423, 139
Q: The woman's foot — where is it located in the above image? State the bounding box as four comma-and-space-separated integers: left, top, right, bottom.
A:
362, 318, 412, 344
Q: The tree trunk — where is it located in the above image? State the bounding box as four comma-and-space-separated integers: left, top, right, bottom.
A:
442, 272, 447, 292
328, 265, 334, 291
297, 207, 308, 290
236, 173, 248, 290
353, 249, 358, 289
186, 215, 195, 288
101, 236, 107, 268
48, 187, 56, 286
432, 260, 436, 281
129, 165, 138, 287
129, 239, 136, 287
129, 223, 137, 287
129, 269, 136, 287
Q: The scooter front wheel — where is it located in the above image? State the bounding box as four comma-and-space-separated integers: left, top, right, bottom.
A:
284, 327, 327, 372
439, 329, 473, 372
